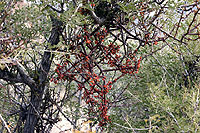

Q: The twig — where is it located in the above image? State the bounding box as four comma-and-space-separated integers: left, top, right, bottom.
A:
151, 23, 187, 45
123, 115, 136, 133
166, 110, 181, 129
0, 114, 12, 133
180, 8, 199, 42
152, 55, 174, 81
113, 122, 150, 131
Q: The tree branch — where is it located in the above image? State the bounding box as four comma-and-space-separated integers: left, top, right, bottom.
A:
89, 10, 105, 24
0, 69, 22, 83
16, 63, 36, 90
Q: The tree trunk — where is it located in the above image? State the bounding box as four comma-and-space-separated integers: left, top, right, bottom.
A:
23, 16, 63, 133
23, 93, 41, 133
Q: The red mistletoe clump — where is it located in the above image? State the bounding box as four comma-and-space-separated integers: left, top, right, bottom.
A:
51, 25, 142, 127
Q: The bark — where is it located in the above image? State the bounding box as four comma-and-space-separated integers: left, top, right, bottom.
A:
23, 16, 63, 133
0, 64, 36, 90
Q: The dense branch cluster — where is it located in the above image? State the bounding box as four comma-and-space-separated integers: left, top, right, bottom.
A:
51, 25, 142, 127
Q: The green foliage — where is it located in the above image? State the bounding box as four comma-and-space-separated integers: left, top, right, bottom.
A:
108, 43, 200, 132
147, 83, 200, 132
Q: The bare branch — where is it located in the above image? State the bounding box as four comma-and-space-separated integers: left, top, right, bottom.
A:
0, 69, 22, 83
16, 63, 36, 90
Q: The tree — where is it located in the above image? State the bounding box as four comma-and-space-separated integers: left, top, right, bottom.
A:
0, 0, 200, 132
